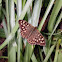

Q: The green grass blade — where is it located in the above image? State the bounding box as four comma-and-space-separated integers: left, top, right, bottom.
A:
0, 0, 33, 50
9, 44, 16, 62
24, 43, 34, 62
17, 0, 22, 62
39, 47, 43, 62
48, 0, 62, 32
17, 29, 22, 62
5, 0, 10, 61
0, 0, 2, 3
57, 49, 62, 62
24, 0, 43, 62
31, 0, 42, 26
8, 0, 16, 62
49, 12, 62, 39
6, 0, 10, 34
43, 42, 57, 62
0, 56, 8, 58
0, 28, 6, 38
2, 18, 8, 37
22, 0, 26, 8
0, 0, 2, 20
53, 39, 61, 62
45, 12, 62, 55
38, 0, 55, 31
31, 53, 38, 62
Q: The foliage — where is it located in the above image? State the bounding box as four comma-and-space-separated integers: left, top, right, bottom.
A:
0, 0, 62, 62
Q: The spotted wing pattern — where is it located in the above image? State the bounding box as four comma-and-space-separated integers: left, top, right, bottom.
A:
19, 20, 46, 46
19, 20, 34, 39
27, 28, 45, 46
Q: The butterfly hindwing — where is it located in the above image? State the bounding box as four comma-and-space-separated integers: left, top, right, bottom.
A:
27, 28, 46, 46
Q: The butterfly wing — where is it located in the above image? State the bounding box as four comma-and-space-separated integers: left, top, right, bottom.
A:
27, 28, 46, 46
19, 20, 46, 46
19, 20, 34, 39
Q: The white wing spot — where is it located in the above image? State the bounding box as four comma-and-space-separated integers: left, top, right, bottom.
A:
37, 40, 38, 42
40, 41, 43, 43
25, 23, 28, 25
40, 36, 41, 38
20, 21, 22, 22
23, 29, 25, 30
23, 21, 25, 24
23, 24, 25, 26
41, 38, 44, 40
21, 23, 23, 25
39, 38, 40, 40
27, 24, 29, 26
40, 41, 44, 43
34, 39, 36, 41
24, 30, 26, 32
38, 34, 40, 36
22, 27, 24, 28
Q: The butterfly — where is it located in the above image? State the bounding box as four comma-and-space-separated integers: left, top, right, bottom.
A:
18, 20, 46, 46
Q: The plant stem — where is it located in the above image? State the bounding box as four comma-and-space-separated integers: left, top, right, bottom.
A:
48, 0, 62, 32
0, 0, 33, 51
6, 0, 10, 34
38, 0, 55, 31
49, 12, 62, 40
53, 39, 61, 62
17, 0, 22, 62
8, 0, 16, 62
43, 42, 56, 62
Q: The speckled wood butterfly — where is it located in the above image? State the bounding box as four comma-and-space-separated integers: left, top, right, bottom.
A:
19, 20, 46, 46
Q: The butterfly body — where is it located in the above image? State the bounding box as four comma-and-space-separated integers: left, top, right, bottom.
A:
19, 20, 46, 46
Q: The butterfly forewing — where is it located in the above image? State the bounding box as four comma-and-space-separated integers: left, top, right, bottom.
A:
19, 20, 34, 39
27, 28, 45, 46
